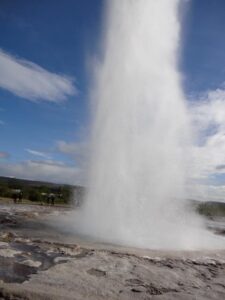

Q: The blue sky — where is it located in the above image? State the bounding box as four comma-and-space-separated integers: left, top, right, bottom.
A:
182, 0, 225, 94
0, 0, 103, 184
0, 0, 225, 200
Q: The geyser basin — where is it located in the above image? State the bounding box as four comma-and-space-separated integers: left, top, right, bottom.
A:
72, 0, 225, 250
1, 203, 225, 300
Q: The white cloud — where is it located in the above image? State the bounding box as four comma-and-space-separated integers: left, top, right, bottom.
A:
188, 183, 225, 203
0, 160, 84, 185
0, 49, 77, 102
0, 142, 88, 185
188, 85, 225, 201
56, 140, 89, 174
26, 148, 51, 160
190, 87, 225, 178
57, 140, 87, 159
191, 88, 225, 133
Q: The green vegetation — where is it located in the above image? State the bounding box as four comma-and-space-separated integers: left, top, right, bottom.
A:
0, 176, 84, 206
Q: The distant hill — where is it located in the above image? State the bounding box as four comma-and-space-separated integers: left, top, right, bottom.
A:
0, 176, 82, 189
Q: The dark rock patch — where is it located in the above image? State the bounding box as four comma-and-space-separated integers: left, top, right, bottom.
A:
0, 257, 37, 283
87, 268, 106, 277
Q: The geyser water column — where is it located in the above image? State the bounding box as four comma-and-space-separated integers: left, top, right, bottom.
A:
74, 0, 205, 249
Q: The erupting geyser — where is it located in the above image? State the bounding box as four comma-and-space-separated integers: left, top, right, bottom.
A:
73, 0, 224, 249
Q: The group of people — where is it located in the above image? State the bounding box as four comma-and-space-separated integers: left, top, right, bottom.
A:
12, 189, 23, 204
11, 190, 56, 206
43, 193, 56, 206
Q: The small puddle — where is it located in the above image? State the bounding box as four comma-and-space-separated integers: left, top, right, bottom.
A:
0, 256, 37, 283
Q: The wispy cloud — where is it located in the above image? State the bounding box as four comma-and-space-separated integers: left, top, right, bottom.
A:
0, 160, 84, 185
26, 148, 51, 160
0, 120, 5, 125
57, 140, 87, 158
0, 49, 77, 102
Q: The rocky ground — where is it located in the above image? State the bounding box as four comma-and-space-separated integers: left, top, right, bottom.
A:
0, 204, 225, 300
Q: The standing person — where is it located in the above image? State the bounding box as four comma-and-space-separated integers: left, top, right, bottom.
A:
50, 193, 55, 206
18, 191, 23, 203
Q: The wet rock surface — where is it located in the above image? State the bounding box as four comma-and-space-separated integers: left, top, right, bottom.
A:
0, 204, 224, 299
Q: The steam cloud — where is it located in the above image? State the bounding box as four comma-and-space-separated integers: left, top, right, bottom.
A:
70, 0, 224, 250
